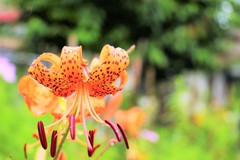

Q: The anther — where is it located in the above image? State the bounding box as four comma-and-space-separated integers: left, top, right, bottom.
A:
37, 121, 48, 149
88, 147, 93, 157
87, 129, 101, 157
104, 120, 121, 142
24, 143, 27, 159
117, 123, 129, 149
69, 115, 76, 140
88, 144, 101, 157
50, 130, 58, 158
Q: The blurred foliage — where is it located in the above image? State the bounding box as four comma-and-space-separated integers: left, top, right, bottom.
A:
165, 74, 239, 160
8, 0, 240, 78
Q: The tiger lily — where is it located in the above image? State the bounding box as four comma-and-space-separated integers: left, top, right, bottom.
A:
18, 44, 134, 159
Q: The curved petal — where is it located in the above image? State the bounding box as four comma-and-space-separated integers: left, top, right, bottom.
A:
18, 75, 58, 116
28, 53, 76, 97
60, 46, 88, 83
88, 45, 130, 97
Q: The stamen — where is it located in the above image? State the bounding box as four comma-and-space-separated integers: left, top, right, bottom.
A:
75, 82, 84, 119
50, 130, 58, 158
104, 120, 121, 142
88, 130, 101, 157
88, 147, 93, 157
45, 93, 78, 128
88, 130, 94, 145
24, 143, 27, 159
75, 137, 88, 146
37, 121, 48, 149
117, 123, 129, 149
84, 85, 104, 124
25, 141, 40, 148
69, 115, 76, 140
79, 88, 93, 151
88, 144, 101, 157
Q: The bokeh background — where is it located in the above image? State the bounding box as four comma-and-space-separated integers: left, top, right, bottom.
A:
0, 0, 240, 159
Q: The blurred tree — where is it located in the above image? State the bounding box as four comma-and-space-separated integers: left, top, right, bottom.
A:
10, 0, 239, 78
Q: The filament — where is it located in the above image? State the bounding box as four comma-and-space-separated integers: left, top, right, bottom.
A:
83, 84, 105, 124
45, 92, 78, 128
79, 88, 93, 150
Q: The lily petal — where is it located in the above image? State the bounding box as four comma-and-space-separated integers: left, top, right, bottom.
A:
18, 75, 58, 116
60, 46, 88, 83
28, 53, 77, 97
88, 45, 130, 97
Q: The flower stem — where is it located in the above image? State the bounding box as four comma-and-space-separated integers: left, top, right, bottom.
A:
53, 126, 70, 160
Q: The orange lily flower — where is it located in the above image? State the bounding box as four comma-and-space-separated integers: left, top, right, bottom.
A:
115, 106, 146, 138
18, 75, 58, 116
19, 44, 134, 159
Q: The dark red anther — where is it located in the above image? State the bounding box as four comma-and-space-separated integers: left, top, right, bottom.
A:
24, 143, 27, 159
69, 115, 76, 140
88, 147, 93, 157
104, 120, 121, 142
117, 123, 129, 149
37, 121, 48, 149
87, 129, 101, 157
88, 144, 101, 157
50, 130, 58, 158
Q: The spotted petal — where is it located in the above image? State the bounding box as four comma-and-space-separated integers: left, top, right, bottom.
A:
28, 53, 74, 97
88, 45, 130, 97
60, 46, 88, 83
18, 75, 58, 116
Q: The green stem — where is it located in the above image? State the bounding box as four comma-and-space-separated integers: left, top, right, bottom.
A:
53, 126, 70, 160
